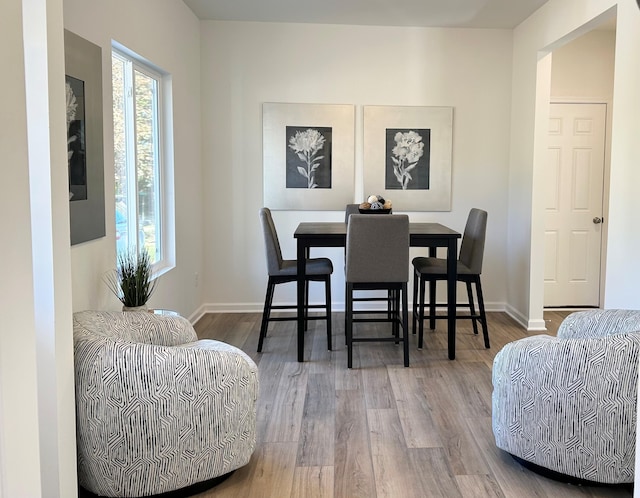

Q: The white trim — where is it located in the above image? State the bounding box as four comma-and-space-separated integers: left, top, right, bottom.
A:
197, 300, 509, 315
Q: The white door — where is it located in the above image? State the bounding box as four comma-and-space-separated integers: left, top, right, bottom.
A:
544, 103, 606, 307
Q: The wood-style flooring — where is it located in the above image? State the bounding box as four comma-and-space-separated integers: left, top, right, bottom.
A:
192, 310, 633, 498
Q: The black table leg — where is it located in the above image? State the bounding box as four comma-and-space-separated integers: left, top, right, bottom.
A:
296, 239, 306, 362
447, 238, 457, 360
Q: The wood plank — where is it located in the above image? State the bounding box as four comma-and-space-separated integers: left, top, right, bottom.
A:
455, 474, 505, 498
334, 389, 376, 498
261, 361, 308, 443
291, 466, 334, 498
368, 408, 456, 498
296, 373, 335, 466
387, 366, 442, 448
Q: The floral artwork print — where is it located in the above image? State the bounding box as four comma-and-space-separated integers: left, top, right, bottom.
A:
286, 126, 332, 189
385, 128, 431, 190
66, 75, 87, 201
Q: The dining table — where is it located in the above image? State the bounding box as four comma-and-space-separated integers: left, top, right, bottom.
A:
294, 221, 461, 362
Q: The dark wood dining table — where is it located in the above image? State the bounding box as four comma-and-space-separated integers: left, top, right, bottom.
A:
294, 221, 461, 362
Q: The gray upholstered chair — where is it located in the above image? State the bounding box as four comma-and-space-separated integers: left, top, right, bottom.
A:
258, 207, 333, 352
412, 208, 489, 349
345, 214, 410, 368
344, 203, 360, 224
492, 309, 640, 485
345, 204, 394, 322
73, 310, 258, 497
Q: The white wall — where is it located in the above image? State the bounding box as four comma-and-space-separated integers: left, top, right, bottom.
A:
200, 22, 513, 312
551, 29, 616, 100
63, 0, 204, 320
509, 0, 640, 329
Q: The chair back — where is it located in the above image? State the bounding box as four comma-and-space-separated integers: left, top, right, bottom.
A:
259, 207, 284, 275
346, 214, 410, 283
458, 208, 487, 274
345, 204, 360, 224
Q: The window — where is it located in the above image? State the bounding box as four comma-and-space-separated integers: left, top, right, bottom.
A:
112, 46, 172, 274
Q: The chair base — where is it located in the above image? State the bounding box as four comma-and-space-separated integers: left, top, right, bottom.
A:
412, 270, 490, 350
79, 470, 236, 498
346, 282, 409, 368
509, 455, 633, 490
258, 274, 332, 353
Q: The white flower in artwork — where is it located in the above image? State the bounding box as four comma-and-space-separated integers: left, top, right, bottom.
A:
288, 128, 326, 188
66, 82, 78, 200
391, 130, 425, 190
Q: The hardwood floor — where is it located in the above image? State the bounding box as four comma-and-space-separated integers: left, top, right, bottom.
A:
192, 310, 633, 498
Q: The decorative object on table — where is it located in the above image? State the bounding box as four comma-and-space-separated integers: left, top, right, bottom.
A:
73, 310, 258, 497
363, 105, 453, 212
358, 194, 392, 213
64, 29, 106, 244
263, 102, 355, 210
104, 248, 157, 311
492, 309, 640, 486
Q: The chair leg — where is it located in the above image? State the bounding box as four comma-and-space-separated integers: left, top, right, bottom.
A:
418, 274, 426, 349
475, 277, 490, 348
402, 283, 409, 367
412, 269, 419, 335
466, 281, 479, 335
346, 283, 354, 368
344, 283, 348, 346
325, 275, 332, 351
429, 280, 437, 330
304, 279, 309, 331
258, 279, 276, 352
393, 288, 400, 343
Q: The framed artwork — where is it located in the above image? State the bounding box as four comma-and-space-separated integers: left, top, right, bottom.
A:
363, 105, 453, 211
64, 29, 105, 245
263, 103, 355, 210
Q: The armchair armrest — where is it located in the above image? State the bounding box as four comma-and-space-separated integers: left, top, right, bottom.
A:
557, 309, 640, 340
73, 310, 197, 345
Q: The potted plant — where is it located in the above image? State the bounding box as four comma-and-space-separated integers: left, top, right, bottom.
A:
105, 248, 158, 311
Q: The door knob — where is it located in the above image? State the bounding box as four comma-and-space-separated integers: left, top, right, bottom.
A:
593, 217, 603, 224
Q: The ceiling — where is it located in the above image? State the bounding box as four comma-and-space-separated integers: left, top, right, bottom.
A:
181, 0, 550, 29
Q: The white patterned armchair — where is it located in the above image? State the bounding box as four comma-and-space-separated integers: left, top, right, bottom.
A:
492, 309, 640, 484
73, 311, 258, 497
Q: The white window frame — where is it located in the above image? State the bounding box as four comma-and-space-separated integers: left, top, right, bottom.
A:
112, 42, 175, 278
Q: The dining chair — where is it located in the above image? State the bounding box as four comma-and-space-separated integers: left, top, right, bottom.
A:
412, 208, 489, 349
344, 203, 360, 224
258, 207, 333, 353
344, 204, 395, 326
345, 214, 410, 368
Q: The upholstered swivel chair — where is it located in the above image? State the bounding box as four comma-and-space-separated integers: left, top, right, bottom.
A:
345, 214, 410, 368
73, 310, 258, 497
493, 309, 640, 485
258, 207, 333, 352
412, 208, 489, 349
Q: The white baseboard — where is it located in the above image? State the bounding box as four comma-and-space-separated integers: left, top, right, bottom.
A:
504, 303, 547, 331
197, 300, 508, 315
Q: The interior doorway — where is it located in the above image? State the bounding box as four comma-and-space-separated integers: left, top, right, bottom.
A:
541, 19, 615, 310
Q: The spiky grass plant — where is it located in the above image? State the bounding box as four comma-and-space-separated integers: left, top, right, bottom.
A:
106, 248, 157, 308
